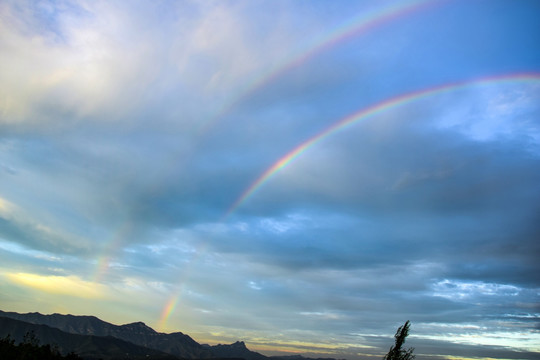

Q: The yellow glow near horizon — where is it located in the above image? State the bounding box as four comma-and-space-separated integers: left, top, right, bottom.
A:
6, 272, 105, 299
192, 332, 376, 355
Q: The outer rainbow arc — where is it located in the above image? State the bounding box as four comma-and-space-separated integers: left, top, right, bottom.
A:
197, 0, 444, 135
155, 240, 210, 332
92, 221, 134, 283
224, 72, 540, 218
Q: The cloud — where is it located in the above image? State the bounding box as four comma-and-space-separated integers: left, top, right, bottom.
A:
0, 196, 14, 215
0, 195, 94, 255
0, 1, 211, 129
6, 272, 105, 298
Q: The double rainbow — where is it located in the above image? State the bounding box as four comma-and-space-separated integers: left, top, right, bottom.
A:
156, 0, 446, 328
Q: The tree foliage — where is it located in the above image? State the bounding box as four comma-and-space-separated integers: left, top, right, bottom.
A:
383, 320, 415, 360
0, 332, 81, 360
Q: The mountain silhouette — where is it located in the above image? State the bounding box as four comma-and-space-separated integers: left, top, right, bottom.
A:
0, 310, 285, 360
0, 310, 343, 360
0, 316, 178, 359
0, 309, 211, 358
204, 341, 267, 360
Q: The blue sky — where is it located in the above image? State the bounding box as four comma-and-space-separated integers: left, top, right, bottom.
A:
1, 0, 539, 359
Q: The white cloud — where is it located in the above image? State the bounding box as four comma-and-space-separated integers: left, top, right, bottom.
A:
0, 240, 62, 262
431, 279, 521, 300
435, 82, 540, 145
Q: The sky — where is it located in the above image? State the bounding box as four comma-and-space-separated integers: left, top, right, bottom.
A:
0, 0, 539, 359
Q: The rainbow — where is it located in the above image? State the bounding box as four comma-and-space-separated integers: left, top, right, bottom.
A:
92, 222, 135, 283
97, 1, 452, 330
224, 73, 540, 217
198, 0, 445, 133
157, 293, 181, 332
155, 241, 210, 331
155, 1, 448, 325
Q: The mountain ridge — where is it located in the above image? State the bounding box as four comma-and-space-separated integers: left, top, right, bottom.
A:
0, 316, 177, 359
1, 310, 340, 360
0, 309, 210, 358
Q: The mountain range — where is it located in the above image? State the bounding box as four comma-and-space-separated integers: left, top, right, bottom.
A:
0, 310, 340, 360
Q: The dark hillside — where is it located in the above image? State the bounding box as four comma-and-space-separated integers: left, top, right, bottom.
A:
0, 316, 178, 360
0, 310, 209, 359
0, 310, 340, 360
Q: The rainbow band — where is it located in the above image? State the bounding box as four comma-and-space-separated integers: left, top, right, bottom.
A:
224, 73, 540, 217
92, 222, 135, 283
157, 294, 180, 332
199, 0, 444, 134
154, 241, 209, 331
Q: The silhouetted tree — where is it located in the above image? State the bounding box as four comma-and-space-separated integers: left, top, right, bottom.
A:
0, 333, 81, 360
383, 320, 415, 360
22, 331, 40, 347
0, 335, 17, 359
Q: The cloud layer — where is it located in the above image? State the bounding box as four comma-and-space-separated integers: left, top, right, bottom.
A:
1, 1, 539, 359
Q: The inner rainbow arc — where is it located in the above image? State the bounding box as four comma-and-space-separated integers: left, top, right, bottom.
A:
224, 72, 540, 218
